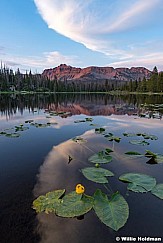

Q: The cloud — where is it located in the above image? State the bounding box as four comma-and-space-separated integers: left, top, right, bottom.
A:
109, 52, 163, 70
34, 0, 161, 50
34, 0, 163, 69
1, 51, 79, 72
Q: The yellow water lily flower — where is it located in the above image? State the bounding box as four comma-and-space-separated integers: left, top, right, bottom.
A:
75, 184, 85, 194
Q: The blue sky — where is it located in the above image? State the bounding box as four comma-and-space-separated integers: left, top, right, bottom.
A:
0, 0, 163, 72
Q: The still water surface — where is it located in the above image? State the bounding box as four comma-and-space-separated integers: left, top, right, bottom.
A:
0, 94, 163, 243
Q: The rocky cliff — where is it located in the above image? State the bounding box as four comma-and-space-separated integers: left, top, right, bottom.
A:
42, 64, 151, 82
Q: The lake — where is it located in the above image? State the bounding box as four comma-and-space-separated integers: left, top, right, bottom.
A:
0, 93, 163, 243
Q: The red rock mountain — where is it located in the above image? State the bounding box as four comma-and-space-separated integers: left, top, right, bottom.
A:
42, 64, 151, 82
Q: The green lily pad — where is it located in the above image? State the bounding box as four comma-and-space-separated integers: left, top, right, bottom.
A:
145, 150, 163, 164
123, 133, 137, 137
119, 173, 156, 193
74, 120, 86, 123
155, 155, 163, 163
25, 120, 34, 123
15, 126, 29, 132
151, 184, 163, 199
104, 133, 121, 143
0, 131, 7, 135
105, 148, 114, 154
95, 128, 105, 133
93, 189, 129, 231
129, 140, 150, 146
72, 137, 87, 144
145, 150, 157, 158
56, 191, 94, 218
89, 151, 112, 164
30, 123, 50, 128
85, 117, 93, 122
32, 189, 65, 214
81, 167, 114, 184
125, 151, 143, 157
142, 134, 158, 140
5, 133, 20, 138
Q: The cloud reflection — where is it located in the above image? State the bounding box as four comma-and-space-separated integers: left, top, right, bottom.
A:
33, 130, 106, 243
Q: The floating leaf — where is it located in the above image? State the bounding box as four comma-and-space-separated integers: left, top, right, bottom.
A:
81, 167, 114, 184
119, 173, 156, 193
74, 120, 86, 123
145, 150, 157, 158
104, 133, 121, 143
93, 189, 129, 231
5, 133, 20, 138
85, 117, 93, 122
129, 140, 149, 146
123, 133, 137, 137
144, 150, 163, 164
142, 134, 158, 140
49, 112, 58, 116
56, 191, 93, 218
0, 131, 7, 135
25, 120, 34, 123
32, 189, 65, 214
105, 148, 114, 154
89, 151, 112, 164
15, 126, 29, 132
95, 128, 105, 133
72, 137, 87, 144
30, 123, 50, 128
155, 155, 163, 163
151, 184, 163, 199
125, 151, 143, 157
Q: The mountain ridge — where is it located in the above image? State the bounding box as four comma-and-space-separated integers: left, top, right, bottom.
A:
42, 64, 152, 82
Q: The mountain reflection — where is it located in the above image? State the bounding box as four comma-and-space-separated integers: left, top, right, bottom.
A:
1, 93, 163, 119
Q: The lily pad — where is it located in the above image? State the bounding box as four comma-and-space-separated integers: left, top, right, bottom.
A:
93, 189, 129, 231
125, 151, 143, 156
142, 134, 158, 140
5, 133, 20, 138
0, 131, 7, 135
129, 140, 150, 146
105, 148, 114, 154
95, 128, 105, 133
104, 133, 121, 143
151, 184, 163, 199
89, 151, 112, 164
32, 189, 65, 214
85, 117, 93, 122
15, 126, 29, 132
119, 173, 156, 193
123, 133, 137, 137
56, 191, 94, 218
81, 167, 114, 184
155, 155, 163, 163
25, 120, 34, 123
145, 150, 163, 164
74, 120, 86, 123
72, 137, 87, 144
145, 150, 157, 158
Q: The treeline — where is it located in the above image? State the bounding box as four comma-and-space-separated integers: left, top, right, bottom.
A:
124, 66, 163, 92
0, 64, 163, 92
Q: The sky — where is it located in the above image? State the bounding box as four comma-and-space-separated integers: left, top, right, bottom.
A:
0, 0, 163, 73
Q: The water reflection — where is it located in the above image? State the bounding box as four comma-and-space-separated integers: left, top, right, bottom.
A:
33, 116, 163, 243
1, 93, 163, 119
33, 131, 109, 243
